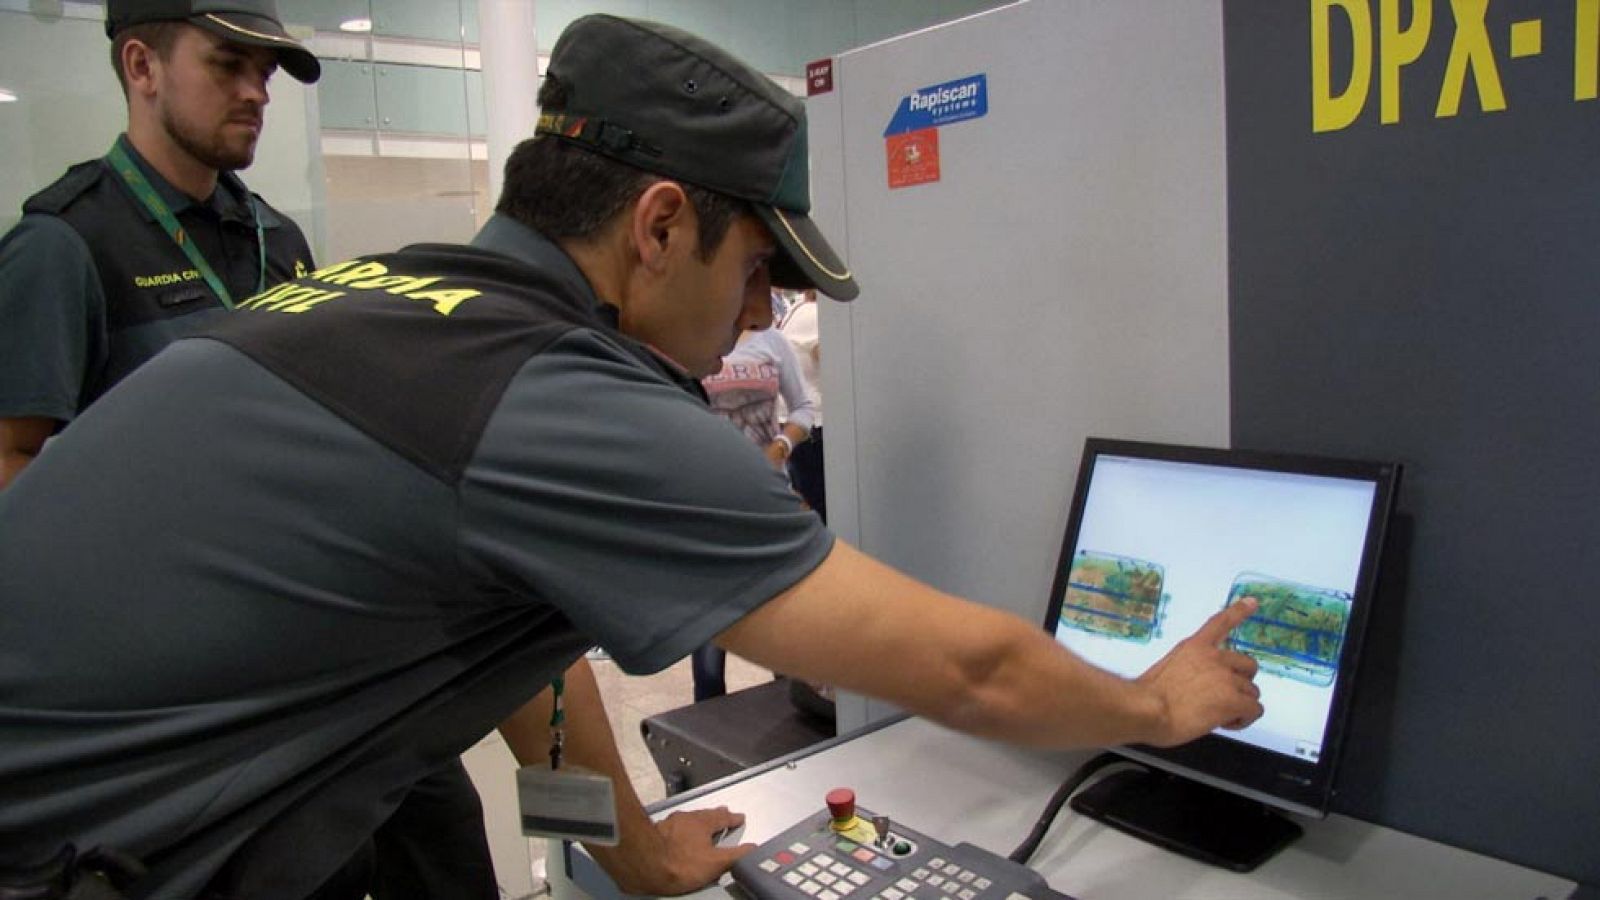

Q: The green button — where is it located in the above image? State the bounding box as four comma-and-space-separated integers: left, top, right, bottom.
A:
836, 840, 857, 852
894, 841, 912, 855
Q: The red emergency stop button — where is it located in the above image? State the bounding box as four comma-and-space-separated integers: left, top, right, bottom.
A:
826, 787, 856, 821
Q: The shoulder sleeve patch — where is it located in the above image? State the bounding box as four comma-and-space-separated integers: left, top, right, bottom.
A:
21, 161, 107, 216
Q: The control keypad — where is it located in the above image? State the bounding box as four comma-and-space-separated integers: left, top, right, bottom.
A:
731, 801, 1075, 900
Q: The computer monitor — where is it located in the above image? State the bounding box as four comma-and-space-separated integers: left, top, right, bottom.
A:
1043, 438, 1400, 871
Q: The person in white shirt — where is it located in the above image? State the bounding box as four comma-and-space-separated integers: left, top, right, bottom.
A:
695, 323, 818, 700
778, 291, 826, 521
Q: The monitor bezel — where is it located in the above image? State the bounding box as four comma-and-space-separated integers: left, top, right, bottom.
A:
1042, 437, 1401, 818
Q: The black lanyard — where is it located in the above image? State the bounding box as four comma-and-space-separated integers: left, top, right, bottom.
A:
106, 142, 266, 309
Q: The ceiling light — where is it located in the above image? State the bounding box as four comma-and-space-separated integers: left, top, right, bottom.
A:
339, 17, 373, 33
0, 89, 18, 103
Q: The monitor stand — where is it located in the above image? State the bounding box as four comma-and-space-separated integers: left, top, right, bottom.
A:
1068, 767, 1303, 872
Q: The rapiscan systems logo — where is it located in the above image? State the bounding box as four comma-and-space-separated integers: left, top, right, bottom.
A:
1311, 0, 1599, 132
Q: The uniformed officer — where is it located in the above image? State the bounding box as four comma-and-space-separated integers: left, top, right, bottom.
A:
0, 0, 318, 488
0, 3, 502, 899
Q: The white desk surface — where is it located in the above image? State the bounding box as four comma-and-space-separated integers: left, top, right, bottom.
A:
550, 717, 1576, 900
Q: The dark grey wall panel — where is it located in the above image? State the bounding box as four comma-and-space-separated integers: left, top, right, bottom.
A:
1223, 0, 1599, 886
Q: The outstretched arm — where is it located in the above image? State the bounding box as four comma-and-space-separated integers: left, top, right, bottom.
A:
717, 540, 1262, 750
498, 659, 754, 896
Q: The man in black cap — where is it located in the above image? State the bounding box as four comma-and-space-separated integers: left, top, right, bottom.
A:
0, 0, 318, 487
0, 13, 1263, 900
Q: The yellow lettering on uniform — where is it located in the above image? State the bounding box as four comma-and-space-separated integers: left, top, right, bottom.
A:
1381, 0, 1432, 123
1578, 0, 1599, 100
384, 277, 442, 295
404, 288, 481, 316
134, 271, 201, 288
238, 281, 300, 309
320, 261, 390, 286
1436, 0, 1504, 117
279, 290, 347, 313
1312, 0, 1373, 132
262, 286, 327, 311
347, 275, 418, 290
309, 260, 361, 281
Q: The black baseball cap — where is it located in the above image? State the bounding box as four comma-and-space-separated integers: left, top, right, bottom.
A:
537, 15, 859, 301
106, 0, 321, 84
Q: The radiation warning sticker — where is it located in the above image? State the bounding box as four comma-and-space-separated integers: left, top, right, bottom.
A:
886, 128, 940, 190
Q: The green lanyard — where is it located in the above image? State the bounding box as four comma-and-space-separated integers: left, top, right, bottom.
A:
106, 141, 266, 309
549, 676, 566, 770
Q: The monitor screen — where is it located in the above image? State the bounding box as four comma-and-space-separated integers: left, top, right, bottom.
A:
1044, 438, 1400, 821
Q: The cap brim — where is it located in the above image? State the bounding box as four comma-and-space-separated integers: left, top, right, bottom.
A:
194, 12, 321, 84
755, 205, 859, 302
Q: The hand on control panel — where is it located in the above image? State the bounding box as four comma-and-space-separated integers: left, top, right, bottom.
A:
594, 804, 755, 895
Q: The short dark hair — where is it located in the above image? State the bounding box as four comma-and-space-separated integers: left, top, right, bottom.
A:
110, 22, 186, 97
495, 75, 748, 261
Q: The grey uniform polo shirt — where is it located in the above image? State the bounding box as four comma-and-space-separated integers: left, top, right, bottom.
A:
0, 215, 832, 897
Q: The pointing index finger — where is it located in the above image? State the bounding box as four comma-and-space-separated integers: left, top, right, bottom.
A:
1198, 596, 1257, 645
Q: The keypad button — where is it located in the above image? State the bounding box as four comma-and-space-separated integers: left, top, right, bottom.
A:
957, 872, 976, 884
853, 849, 877, 864
943, 864, 962, 876
800, 880, 821, 895
800, 864, 820, 877
958, 890, 976, 900
913, 868, 931, 880
816, 872, 838, 886
896, 878, 919, 892
819, 891, 839, 900
871, 857, 895, 871
835, 882, 856, 896
974, 879, 992, 890
941, 882, 959, 894
832, 863, 853, 877
783, 872, 804, 887
790, 843, 811, 855
881, 890, 904, 900
929, 858, 946, 869
927, 875, 945, 888
849, 871, 872, 886
814, 855, 834, 867
777, 851, 797, 865
759, 859, 781, 873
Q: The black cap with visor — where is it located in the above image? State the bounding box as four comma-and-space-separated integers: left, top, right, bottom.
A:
106, 0, 321, 84
536, 15, 859, 301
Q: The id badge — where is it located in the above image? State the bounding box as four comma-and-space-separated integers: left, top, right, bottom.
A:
516, 765, 619, 845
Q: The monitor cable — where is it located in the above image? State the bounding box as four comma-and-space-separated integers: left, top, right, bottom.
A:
1007, 751, 1145, 865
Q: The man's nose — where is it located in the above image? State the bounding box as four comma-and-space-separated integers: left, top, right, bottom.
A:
741, 292, 773, 331
242, 68, 271, 106
741, 268, 775, 331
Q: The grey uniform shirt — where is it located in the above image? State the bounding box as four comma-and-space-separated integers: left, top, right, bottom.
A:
0, 215, 832, 897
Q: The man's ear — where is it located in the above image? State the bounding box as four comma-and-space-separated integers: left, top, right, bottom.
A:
630, 181, 694, 274
122, 39, 160, 99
